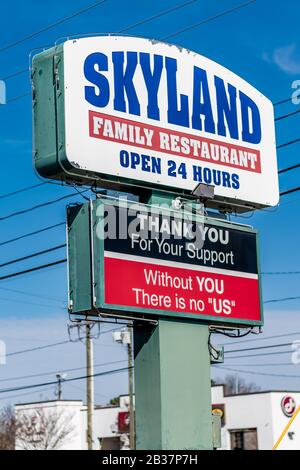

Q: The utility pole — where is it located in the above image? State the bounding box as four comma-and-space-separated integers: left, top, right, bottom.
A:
235, 374, 239, 395
86, 323, 94, 450
55, 373, 66, 400
113, 327, 135, 449
128, 324, 135, 450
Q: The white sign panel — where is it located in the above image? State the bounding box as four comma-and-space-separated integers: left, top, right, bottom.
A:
63, 36, 279, 209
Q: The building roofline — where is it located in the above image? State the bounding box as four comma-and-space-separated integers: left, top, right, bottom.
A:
212, 384, 300, 397
225, 390, 300, 397
15, 399, 83, 407
16, 388, 300, 408
94, 405, 119, 410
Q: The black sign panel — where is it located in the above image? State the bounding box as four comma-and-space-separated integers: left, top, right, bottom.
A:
103, 206, 258, 275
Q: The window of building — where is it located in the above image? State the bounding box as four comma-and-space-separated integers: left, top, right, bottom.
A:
99, 436, 121, 450
229, 428, 258, 450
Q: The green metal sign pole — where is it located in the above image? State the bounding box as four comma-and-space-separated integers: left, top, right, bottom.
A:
133, 191, 213, 450
134, 318, 213, 450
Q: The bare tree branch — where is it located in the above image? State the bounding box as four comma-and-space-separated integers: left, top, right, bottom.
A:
15, 407, 75, 450
215, 374, 260, 395
0, 406, 16, 450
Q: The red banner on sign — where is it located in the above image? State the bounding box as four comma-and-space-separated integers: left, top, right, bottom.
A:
89, 111, 261, 174
103, 256, 261, 322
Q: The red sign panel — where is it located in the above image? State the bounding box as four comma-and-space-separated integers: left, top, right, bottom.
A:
104, 256, 260, 323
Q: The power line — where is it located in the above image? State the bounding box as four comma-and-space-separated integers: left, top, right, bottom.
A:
262, 271, 300, 275
274, 193, 300, 208
0, 222, 65, 247
280, 186, 300, 197
1, 0, 196, 98
0, 244, 66, 269
264, 295, 300, 304
1, 68, 28, 81
221, 330, 300, 347
277, 137, 300, 150
3, 239, 300, 281
225, 350, 292, 359
0, 0, 109, 54
0, 0, 197, 106
9, 92, 299, 118
0, 340, 70, 360
0, 386, 53, 401
0, 327, 121, 361
6, 92, 31, 104
0, 190, 88, 222
119, 0, 197, 33
10, 90, 299, 130
0, 385, 56, 403
226, 341, 295, 354
275, 107, 300, 122
274, 97, 293, 107
1, 252, 300, 294
279, 163, 300, 175
0, 183, 45, 200
212, 365, 300, 379
8, 362, 300, 397
10, 1, 299, 136
0, 358, 126, 384
3, 0, 255, 104
217, 362, 299, 367
1, 248, 300, 289
163, 0, 257, 40
0, 259, 66, 281
0, 366, 130, 395
0, 295, 64, 311
2, 0, 300, 308
2, 2, 299, 145
66, 381, 110, 401
0, 286, 63, 303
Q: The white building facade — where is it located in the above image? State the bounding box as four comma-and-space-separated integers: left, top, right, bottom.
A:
15, 389, 300, 450
212, 386, 300, 450
15, 395, 131, 451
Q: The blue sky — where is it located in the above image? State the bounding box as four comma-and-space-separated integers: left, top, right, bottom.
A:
1, 0, 300, 406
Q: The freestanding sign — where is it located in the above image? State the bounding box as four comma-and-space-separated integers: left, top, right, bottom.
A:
67, 197, 262, 327
33, 35, 279, 212
33, 34, 274, 450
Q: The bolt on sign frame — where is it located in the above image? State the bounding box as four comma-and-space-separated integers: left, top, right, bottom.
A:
67, 196, 263, 328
